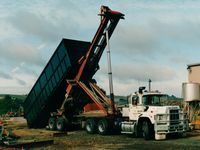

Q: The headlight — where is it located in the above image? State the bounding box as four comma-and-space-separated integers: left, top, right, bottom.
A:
158, 115, 166, 120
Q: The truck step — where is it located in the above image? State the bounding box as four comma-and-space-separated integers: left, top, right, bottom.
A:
121, 131, 134, 134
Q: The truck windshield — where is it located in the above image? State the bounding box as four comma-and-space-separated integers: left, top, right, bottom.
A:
143, 95, 165, 106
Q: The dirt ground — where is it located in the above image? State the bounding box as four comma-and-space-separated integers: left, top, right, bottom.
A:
1, 117, 200, 150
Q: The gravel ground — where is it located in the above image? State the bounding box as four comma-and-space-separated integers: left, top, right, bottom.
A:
1, 117, 200, 150
42, 130, 200, 150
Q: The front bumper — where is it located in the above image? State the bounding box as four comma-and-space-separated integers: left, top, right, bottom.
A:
154, 113, 189, 134
155, 124, 187, 134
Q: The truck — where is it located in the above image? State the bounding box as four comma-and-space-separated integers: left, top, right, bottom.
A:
24, 6, 188, 140
24, 5, 124, 129
121, 87, 188, 140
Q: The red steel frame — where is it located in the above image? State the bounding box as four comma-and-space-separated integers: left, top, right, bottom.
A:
65, 6, 124, 116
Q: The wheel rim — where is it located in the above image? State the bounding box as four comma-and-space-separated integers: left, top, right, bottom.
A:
57, 122, 62, 129
143, 122, 148, 137
49, 121, 54, 129
98, 122, 105, 133
86, 123, 92, 132
49, 123, 53, 128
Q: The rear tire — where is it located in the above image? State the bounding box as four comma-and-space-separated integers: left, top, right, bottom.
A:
48, 117, 56, 130
56, 118, 65, 131
97, 119, 109, 135
85, 118, 96, 134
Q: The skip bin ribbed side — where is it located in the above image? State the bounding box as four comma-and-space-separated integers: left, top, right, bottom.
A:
24, 39, 90, 128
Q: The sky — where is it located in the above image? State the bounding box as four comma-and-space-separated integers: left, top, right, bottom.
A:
0, 0, 200, 97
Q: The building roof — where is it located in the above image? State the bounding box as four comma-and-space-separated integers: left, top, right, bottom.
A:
187, 63, 200, 69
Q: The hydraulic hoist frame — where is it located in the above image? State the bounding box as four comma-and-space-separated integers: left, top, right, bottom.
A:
64, 6, 124, 116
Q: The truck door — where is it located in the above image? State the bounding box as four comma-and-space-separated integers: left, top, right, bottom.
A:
129, 96, 143, 120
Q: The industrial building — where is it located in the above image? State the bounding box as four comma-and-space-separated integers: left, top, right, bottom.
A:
187, 63, 200, 83
183, 63, 200, 129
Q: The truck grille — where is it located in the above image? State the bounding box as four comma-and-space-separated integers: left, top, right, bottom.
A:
170, 109, 179, 125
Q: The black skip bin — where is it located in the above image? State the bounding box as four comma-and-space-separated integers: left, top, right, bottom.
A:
24, 39, 90, 128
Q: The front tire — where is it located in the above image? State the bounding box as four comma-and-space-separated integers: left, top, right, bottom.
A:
85, 118, 96, 134
142, 121, 152, 140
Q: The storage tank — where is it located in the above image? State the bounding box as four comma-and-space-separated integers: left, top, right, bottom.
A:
182, 82, 200, 102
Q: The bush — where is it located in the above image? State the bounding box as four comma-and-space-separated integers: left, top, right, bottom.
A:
0, 95, 25, 115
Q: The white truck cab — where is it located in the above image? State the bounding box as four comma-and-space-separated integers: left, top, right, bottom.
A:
121, 87, 188, 140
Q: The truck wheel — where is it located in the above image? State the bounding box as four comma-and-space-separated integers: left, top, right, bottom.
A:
48, 117, 56, 130
142, 121, 151, 140
56, 118, 65, 131
97, 119, 109, 135
85, 119, 96, 134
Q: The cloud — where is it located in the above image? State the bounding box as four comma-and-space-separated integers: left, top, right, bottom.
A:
150, 17, 200, 45
98, 63, 176, 82
111, 9, 200, 61
170, 56, 191, 65
95, 75, 135, 96
0, 71, 12, 79
0, 86, 30, 95
113, 25, 157, 55
0, 41, 45, 66
6, 8, 82, 42
96, 67, 181, 97
0, 0, 199, 97
0, 67, 34, 87
37, 43, 46, 50
8, 11, 58, 42
16, 78, 26, 86
11, 65, 39, 79
11, 67, 20, 73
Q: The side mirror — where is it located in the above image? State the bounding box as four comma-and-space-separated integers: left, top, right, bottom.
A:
139, 87, 146, 94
